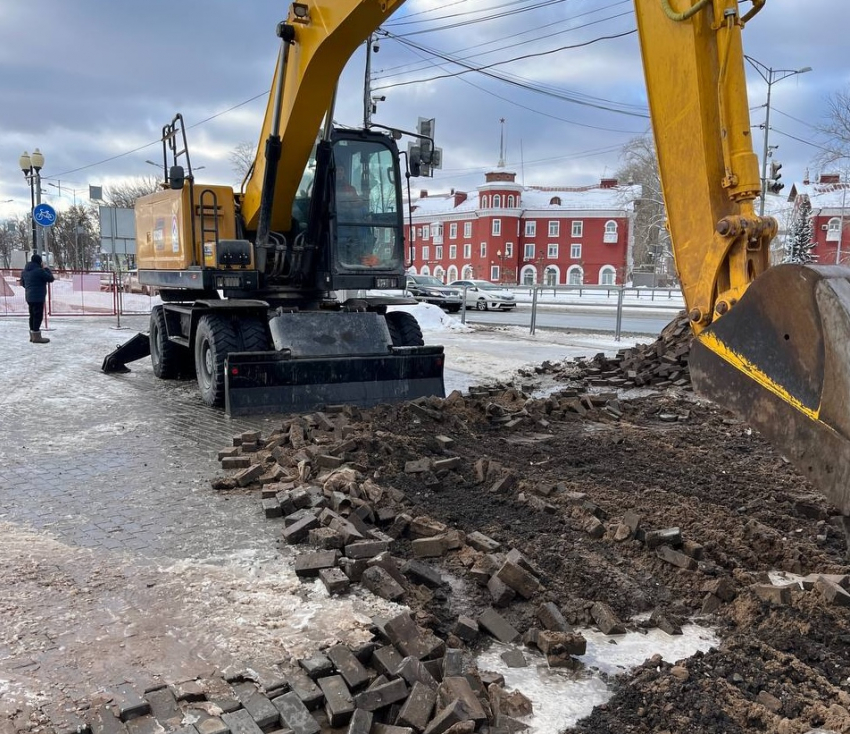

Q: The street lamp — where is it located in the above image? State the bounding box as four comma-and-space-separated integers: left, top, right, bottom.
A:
19, 148, 45, 257
744, 56, 812, 216
496, 249, 503, 283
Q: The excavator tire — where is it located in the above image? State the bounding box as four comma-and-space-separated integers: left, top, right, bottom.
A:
385, 311, 424, 347
195, 314, 239, 407
150, 306, 185, 380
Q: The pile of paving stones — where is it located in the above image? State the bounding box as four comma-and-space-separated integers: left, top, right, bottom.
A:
529, 312, 694, 391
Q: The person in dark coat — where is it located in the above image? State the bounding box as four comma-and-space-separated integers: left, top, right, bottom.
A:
20, 253, 54, 343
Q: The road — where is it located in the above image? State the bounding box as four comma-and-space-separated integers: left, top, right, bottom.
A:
458, 304, 679, 336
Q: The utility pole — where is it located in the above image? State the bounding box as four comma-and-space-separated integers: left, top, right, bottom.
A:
364, 34, 374, 127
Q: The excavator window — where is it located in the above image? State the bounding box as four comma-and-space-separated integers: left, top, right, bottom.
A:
333, 139, 403, 271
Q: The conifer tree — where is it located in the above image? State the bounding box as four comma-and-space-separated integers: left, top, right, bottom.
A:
784, 197, 815, 264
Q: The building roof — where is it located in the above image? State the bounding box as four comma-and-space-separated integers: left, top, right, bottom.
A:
789, 181, 850, 210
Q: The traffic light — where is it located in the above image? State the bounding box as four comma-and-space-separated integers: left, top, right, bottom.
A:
767, 161, 784, 194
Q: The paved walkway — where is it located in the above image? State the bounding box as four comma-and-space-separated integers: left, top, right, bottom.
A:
0, 316, 281, 563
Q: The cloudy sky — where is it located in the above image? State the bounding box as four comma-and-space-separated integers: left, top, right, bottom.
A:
1, 0, 847, 221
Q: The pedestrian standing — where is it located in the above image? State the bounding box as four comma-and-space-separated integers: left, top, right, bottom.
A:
20, 254, 54, 344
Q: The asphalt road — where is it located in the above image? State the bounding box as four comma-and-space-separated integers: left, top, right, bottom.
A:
457, 304, 679, 336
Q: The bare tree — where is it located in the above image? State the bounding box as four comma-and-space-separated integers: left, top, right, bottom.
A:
103, 175, 162, 209
615, 135, 670, 276
49, 204, 100, 270
230, 141, 257, 184
814, 87, 850, 171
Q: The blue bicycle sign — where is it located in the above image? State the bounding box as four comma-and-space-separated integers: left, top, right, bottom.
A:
33, 203, 57, 227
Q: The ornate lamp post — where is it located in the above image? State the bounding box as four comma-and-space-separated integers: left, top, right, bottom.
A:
19, 148, 45, 257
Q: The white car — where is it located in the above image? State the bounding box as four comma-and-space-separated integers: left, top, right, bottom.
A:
449, 279, 517, 311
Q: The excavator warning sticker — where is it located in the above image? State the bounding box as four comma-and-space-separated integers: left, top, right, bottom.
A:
153, 218, 165, 252
171, 215, 180, 253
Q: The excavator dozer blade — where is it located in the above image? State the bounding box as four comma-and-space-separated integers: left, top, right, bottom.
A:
689, 263, 850, 517
101, 332, 151, 373
224, 346, 445, 416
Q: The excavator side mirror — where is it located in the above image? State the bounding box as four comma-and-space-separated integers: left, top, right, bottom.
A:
169, 165, 185, 190
409, 160, 421, 178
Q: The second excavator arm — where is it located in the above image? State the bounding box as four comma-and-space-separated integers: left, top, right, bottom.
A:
634, 0, 850, 541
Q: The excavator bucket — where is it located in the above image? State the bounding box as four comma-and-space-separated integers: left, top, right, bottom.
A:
689, 263, 850, 519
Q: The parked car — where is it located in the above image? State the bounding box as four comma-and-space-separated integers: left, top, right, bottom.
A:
123, 269, 157, 296
449, 279, 517, 310
405, 274, 463, 313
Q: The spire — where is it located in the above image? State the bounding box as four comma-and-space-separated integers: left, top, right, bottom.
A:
497, 118, 506, 168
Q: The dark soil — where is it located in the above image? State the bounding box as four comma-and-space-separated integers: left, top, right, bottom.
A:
327, 381, 850, 733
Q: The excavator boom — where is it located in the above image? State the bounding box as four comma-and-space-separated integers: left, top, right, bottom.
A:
634, 0, 850, 526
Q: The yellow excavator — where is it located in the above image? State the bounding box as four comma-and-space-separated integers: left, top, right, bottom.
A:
103, 0, 849, 546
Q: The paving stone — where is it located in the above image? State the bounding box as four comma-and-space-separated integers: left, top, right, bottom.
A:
402, 559, 444, 588
681, 539, 704, 560
437, 678, 486, 723
384, 613, 446, 660
353, 678, 408, 711
814, 576, 850, 607
318, 675, 355, 727
701, 592, 723, 614
294, 550, 340, 578
536, 602, 571, 632
397, 681, 437, 731
346, 708, 374, 734
91, 706, 128, 734
487, 575, 516, 607
590, 602, 626, 635
232, 681, 280, 728
801, 573, 850, 591
272, 692, 321, 734
125, 716, 163, 734
451, 615, 479, 643
327, 644, 372, 690
171, 727, 200, 734
433, 456, 462, 472
644, 527, 682, 549
495, 559, 540, 599
396, 656, 439, 691
299, 654, 334, 680
263, 498, 283, 518
655, 545, 697, 570
145, 687, 182, 728
221, 710, 266, 734
500, 649, 528, 668
283, 514, 321, 544
372, 725, 414, 734
222, 456, 252, 470
465, 531, 501, 553
409, 517, 448, 538
362, 566, 406, 601
422, 699, 470, 734
190, 712, 231, 734
411, 535, 453, 558
536, 630, 587, 656
114, 685, 151, 722
345, 539, 390, 559
703, 577, 736, 602
650, 608, 683, 635
404, 458, 432, 474
372, 646, 405, 677
584, 516, 605, 538
423, 658, 444, 684
319, 566, 351, 595
234, 463, 265, 487
308, 526, 344, 550
339, 557, 369, 582
367, 552, 408, 588
435, 435, 455, 449
287, 672, 325, 710
477, 608, 520, 643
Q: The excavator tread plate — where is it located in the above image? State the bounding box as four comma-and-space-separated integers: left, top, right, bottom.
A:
224, 346, 445, 416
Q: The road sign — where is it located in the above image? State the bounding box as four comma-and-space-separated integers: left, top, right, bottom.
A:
33, 203, 57, 228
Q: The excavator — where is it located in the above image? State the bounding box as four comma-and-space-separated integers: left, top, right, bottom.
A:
103, 0, 850, 548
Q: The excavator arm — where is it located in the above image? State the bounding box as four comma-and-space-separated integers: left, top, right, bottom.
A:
240, 0, 406, 236
635, 0, 850, 531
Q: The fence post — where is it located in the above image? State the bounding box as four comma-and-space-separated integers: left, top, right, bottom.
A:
615, 286, 625, 342
530, 286, 538, 335
460, 286, 468, 325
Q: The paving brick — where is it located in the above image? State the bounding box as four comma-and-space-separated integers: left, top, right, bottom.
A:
114, 685, 151, 721
655, 545, 697, 570
644, 527, 682, 549
221, 455, 252, 470
437, 678, 486, 723
234, 463, 265, 487
442, 649, 463, 679
327, 644, 372, 690
384, 613, 446, 660
495, 559, 540, 599
372, 725, 414, 734
487, 575, 516, 607
396, 656, 439, 691
283, 513, 320, 544
477, 608, 520, 643
411, 535, 452, 558
536, 602, 571, 632
319, 566, 351, 595
590, 602, 626, 635
91, 705, 128, 734
345, 540, 390, 559
433, 456, 462, 472
409, 517, 448, 538
232, 681, 280, 728
451, 615, 478, 643
650, 608, 683, 635
287, 672, 325, 710
318, 675, 355, 727
220, 710, 265, 734
500, 649, 527, 668
403, 559, 444, 588
361, 566, 405, 601
339, 557, 369, 582
299, 654, 334, 680
353, 678, 408, 711
272, 691, 321, 734
308, 526, 344, 549
125, 716, 162, 734
262, 498, 282, 518
294, 550, 340, 578
435, 435, 455, 449
346, 708, 374, 734
536, 630, 587, 656
465, 531, 500, 553
814, 576, 850, 607
145, 687, 182, 728
397, 681, 436, 731
422, 700, 470, 734
371, 646, 405, 677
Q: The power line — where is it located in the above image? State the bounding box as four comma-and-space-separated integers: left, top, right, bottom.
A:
386, 0, 566, 32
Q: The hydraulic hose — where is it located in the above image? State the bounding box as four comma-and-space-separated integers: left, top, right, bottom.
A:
662, 0, 712, 22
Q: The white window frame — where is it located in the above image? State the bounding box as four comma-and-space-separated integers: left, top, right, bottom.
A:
491, 265, 500, 281
492, 219, 501, 236
827, 216, 842, 242
524, 243, 535, 260
480, 242, 487, 258
432, 223, 443, 244
493, 194, 501, 208
449, 244, 457, 259
525, 221, 536, 237
570, 243, 581, 259
547, 243, 558, 259
567, 265, 584, 285
435, 245, 443, 259
449, 222, 458, 239
422, 225, 430, 240
572, 220, 584, 237
463, 243, 472, 259
507, 195, 515, 207
505, 242, 513, 257
548, 221, 559, 237
422, 245, 430, 260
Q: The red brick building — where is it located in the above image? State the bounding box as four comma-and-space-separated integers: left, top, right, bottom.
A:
787, 174, 850, 265
404, 170, 640, 285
